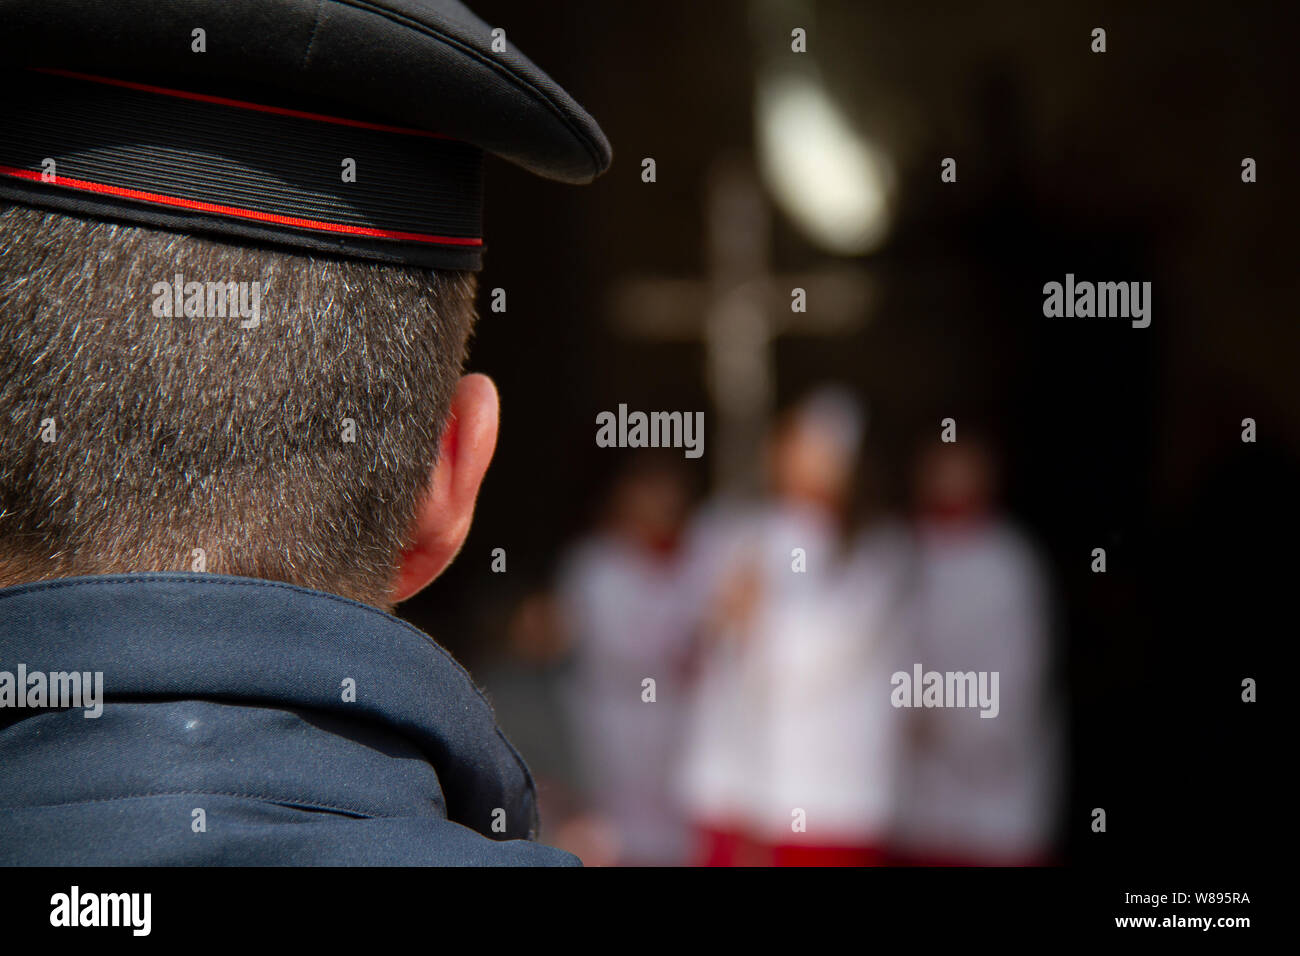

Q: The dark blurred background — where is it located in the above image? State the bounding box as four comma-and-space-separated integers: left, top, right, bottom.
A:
399, 0, 1291, 867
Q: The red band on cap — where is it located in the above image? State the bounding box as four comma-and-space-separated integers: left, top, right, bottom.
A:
28, 67, 449, 139
0, 165, 483, 247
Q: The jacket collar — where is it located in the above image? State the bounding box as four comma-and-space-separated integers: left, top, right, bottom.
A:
0, 573, 539, 840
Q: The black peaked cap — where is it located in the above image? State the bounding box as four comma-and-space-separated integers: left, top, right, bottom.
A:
0, 0, 612, 268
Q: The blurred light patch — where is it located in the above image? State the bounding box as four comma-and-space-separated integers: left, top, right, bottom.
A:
755, 70, 894, 255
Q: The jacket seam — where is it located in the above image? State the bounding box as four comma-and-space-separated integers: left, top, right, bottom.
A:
0, 788, 382, 819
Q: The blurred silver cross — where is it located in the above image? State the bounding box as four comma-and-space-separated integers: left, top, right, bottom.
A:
611, 158, 873, 493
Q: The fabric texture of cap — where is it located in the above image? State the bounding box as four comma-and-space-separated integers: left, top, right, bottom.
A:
0, 0, 611, 268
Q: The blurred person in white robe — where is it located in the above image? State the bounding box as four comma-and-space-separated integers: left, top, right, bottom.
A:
556, 453, 697, 865
889, 435, 1062, 866
679, 387, 910, 865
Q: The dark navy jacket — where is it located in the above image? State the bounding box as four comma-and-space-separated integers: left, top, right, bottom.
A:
0, 574, 579, 866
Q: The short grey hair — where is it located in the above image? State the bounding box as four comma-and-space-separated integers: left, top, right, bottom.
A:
0, 204, 477, 605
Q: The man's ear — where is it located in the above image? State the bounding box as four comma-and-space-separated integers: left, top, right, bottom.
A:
390, 373, 499, 604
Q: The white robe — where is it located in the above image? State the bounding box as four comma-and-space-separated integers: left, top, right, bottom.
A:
678, 503, 910, 846
890, 521, 1061, 862
557, 533, 697, 864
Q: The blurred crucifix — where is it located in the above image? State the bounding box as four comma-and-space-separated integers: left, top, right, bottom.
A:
611, 158, 873, 494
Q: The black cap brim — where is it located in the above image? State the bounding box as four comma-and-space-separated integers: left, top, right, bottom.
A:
0, 0, 611, 184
